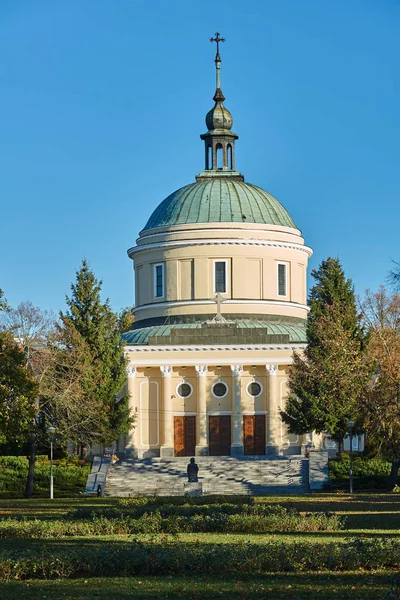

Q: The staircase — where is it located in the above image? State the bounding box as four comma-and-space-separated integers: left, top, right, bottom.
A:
103, 456, 310, 496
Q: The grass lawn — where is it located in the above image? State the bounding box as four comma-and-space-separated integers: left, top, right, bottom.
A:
0, 572, 398, 599
0, 494, 399, 599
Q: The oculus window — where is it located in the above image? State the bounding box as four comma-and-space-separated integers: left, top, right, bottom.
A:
246, 381, 263, 398
214, 261, 227, 293
277, 263, 287, 297
176, 382, 193, 398
154, 263, 164, 298
212, 381, 228, 398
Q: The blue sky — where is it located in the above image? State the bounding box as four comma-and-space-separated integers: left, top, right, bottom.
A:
1, 0, 399, 312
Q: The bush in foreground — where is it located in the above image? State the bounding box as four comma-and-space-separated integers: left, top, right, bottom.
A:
0, 538, 399, 580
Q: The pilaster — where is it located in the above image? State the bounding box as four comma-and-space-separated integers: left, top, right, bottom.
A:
160, 365, 174, 457
125, 366, 138, 458
195, 365, 209, 456
230, 364, 244, 456
265, 363, 280, 456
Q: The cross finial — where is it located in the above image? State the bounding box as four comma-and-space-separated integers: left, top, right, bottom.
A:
210, 32, 225, 60
213, 292, 227, 320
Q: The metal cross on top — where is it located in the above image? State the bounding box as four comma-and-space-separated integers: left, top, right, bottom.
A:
213, 292, 227, 319
210, 32, 225, 57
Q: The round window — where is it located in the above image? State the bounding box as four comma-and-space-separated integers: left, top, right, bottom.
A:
247, 381, 262, 398
212, 381, 228, 398
177, 382, 192, 398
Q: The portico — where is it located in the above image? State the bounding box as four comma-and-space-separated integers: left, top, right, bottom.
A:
124, 343, 308, 458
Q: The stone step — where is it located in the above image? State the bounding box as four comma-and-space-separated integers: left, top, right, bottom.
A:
101, 456, 310, 497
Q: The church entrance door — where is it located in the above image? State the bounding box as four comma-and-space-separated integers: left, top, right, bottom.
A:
209, 416, 231, 456
243, 415, 266, 455
174, 416, 196, 457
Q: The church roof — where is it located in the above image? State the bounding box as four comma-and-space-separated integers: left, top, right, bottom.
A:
122, 319, 306, 345
142, 179, 297, 231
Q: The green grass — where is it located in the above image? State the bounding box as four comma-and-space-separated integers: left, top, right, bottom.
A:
0, 572, 397, 599
0, 494, 400, 598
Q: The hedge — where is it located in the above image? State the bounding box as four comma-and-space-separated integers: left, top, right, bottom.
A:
0, 538, 399, 580
0, 456, 90, 497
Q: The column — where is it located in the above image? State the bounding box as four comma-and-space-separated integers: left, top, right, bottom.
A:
195, 365, 209, 456
160, 366, 174, 457
266, 364, 280, 456
125, 366, 137, 458
230, 365, 244, 456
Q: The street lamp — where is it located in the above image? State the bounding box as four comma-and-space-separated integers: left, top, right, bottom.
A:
48, 426, 56, 500
347, 420, 355, 494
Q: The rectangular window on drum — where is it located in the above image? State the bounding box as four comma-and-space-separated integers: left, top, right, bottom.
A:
278, 263, 287, 296
214, 261, 227, 293
154, 264, 164, 298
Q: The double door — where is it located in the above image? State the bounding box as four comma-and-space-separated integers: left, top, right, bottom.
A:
174, 416, 196, 457
243, 415, 266, 455
209, 415, 231, 456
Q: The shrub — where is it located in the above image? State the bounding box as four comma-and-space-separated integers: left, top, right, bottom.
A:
0, 537, 398, 580
0, 456, 90, 497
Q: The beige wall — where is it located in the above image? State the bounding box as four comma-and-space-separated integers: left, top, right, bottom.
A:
125, 355, 303, 457
129, 221, 312, 323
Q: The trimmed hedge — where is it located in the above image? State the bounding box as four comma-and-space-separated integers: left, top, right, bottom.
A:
0, 538, 399, 580
0, 509, 343, 537
0, 456, 90, 497
328, 455, 395, 490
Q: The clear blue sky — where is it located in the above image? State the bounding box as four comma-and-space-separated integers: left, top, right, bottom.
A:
1, 0, 399, 312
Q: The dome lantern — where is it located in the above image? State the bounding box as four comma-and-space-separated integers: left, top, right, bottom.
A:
198, 33, 242, 180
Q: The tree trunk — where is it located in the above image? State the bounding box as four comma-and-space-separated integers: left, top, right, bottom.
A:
24, 432, 36, 498
389, 460, 400, 491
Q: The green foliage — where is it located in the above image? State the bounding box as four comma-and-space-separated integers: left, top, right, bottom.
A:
281, 257, 369, 442
0, 332, 38, 446
0, 537, 399, 580
67, 499, 344, 534
329, 455, 392, 479
328, 455, 397, 490
0, 456, 90, 497
57, 260, 134, 446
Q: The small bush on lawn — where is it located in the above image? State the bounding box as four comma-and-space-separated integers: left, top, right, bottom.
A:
0, 537, 398, 580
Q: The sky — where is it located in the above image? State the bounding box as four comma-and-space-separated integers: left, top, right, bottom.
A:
1, 0, 400, 313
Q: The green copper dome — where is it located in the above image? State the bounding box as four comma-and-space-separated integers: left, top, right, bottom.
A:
142, 179, 296, 231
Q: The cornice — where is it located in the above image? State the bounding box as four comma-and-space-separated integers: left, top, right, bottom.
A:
128, 238, 313, 258
125, 343, 306, 354
133, 298, 310, 315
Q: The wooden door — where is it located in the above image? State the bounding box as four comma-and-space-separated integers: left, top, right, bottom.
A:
243, 415, 266, 455
209, 416, 231, 456
174, 416, 196, 457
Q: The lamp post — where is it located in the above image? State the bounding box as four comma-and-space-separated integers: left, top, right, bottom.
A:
48, 426, 56, 499
347, 420, 355, 494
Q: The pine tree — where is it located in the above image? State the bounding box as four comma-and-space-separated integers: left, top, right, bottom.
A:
59, 260, 133, 448
281, 257, 369, 446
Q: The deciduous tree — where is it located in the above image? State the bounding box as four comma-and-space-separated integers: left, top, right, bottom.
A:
361, 288, 400, 487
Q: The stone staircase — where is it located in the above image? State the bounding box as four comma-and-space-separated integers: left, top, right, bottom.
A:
103, 456, 310, 496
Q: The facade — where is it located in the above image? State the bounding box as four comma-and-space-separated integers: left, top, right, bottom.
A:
122, 38, 316, 459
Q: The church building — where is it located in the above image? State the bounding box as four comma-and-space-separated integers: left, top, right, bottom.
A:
122, 35, 315, 460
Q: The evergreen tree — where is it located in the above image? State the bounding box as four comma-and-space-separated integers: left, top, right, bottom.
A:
281, 257, 369, 446
59, 260, 133, 448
